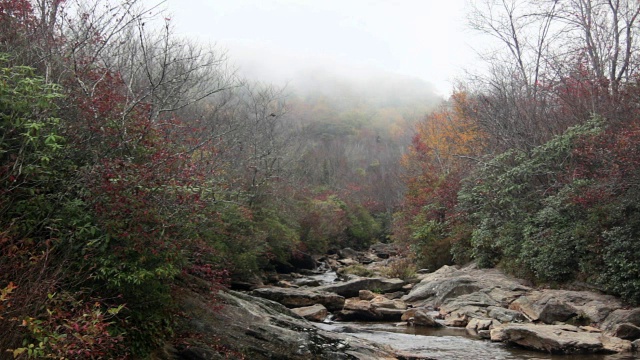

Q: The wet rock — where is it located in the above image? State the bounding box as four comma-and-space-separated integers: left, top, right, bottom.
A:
490, 323, 633, 354
291, 304, 328, 322
317, 277, 405, 298
251, 287, 345, 311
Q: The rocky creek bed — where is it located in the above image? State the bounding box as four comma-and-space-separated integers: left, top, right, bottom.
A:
167, 244, 640, 359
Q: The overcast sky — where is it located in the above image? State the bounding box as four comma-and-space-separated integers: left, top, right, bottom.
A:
155, 0, 483, 96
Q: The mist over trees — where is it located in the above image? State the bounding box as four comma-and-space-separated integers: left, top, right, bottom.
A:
0, 0, 440, 356
395, 0, 640, 305
3, 0, 640, 358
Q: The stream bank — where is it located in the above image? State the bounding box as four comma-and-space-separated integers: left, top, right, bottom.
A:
165, 244, 640, 359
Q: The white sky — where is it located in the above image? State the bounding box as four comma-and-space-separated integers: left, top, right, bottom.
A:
155, 0, 483, 96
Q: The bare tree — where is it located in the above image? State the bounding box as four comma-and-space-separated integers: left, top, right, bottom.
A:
466, 0, 640, 152
554, 0, 640, 96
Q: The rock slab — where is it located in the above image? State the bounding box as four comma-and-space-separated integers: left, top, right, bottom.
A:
251, 286, 345, 311
490, 323, 633, 354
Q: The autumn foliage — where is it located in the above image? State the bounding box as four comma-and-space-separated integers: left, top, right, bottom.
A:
395, 0, 640, 304
394, 92, 484, 269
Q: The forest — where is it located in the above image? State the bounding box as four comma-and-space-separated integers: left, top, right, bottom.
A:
1, 0, 639, 358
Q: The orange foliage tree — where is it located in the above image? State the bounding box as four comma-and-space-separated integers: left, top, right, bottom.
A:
394, 92, 485, 269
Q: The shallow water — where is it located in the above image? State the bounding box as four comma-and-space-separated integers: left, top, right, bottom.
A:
315, 322, 640, 360
305, 270, 341, 285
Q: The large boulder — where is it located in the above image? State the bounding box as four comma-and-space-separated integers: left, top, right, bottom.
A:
509, 290, 621, 325
402, 264, 529, 308
601, 308, 640, 336
317, 277, 405, 298
490, 323, 633, 354
174, 287, 399, 360
251, 287, 345, 311
510, 295, 577, 324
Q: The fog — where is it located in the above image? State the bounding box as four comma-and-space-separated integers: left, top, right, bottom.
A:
152, 0, 483, 98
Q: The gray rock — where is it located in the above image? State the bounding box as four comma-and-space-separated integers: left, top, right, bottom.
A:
401, 308, 442, 327
383, 291, 406, 300
336, 298, 383, 321
439, 291, 500, 319
611, 323, 640, 340
509, 292, 578, 324
294, 278, 322, 287
444, 313, 469, 327
602, 308, 640, 334
490, 323, 633, 354
487, 306, 528, 323
402, 264, 529, 308
177, 287, 398, 360
251, 287, 345, 311
510, 290, 622, 325
370, 297, 407, 310
359, 290, 376, 300
337, 248, 360, 260
291, 304, 328, 322
317, 277, 405, 298
466, 318, 497, 332
375, 308, 406, 321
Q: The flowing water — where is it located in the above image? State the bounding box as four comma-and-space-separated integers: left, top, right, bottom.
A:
315, 322, 639, 360
304, 270, 639, 359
